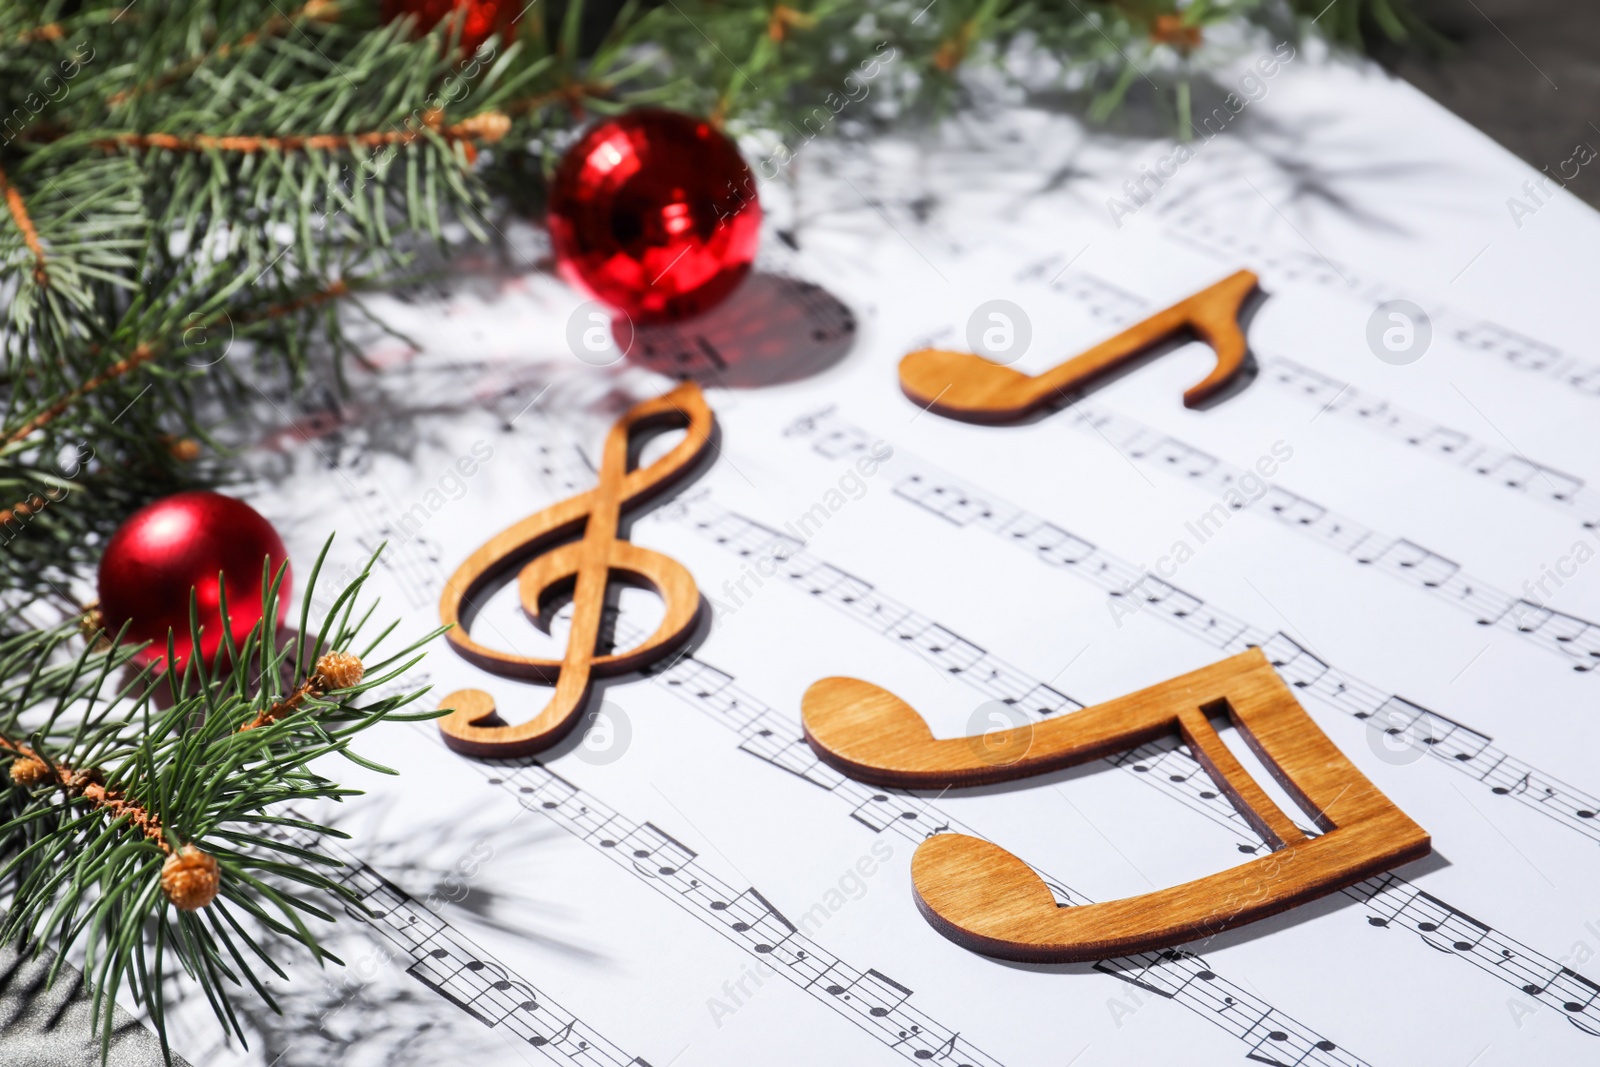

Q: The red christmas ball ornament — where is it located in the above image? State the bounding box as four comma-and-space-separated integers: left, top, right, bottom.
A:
381, 0, 518, 52
548, 109, 762, 323
97, 491, 291, 670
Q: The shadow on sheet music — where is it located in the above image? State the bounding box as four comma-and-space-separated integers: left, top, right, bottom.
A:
904, 754, 1451, 976
627, 272, 857, 389
335, 794, 604, 955
1013, 68, 1447, 241
201, 958, 499, 1067
1148, 112, 1449, 238
156, 795, 593, 1067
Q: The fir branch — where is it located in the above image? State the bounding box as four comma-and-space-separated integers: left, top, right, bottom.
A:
4, 340, 159, 447
0, 0, 1432, 1051
0, 541, 446, 1062
85, 108, 511, 156
106, 0, 343, 108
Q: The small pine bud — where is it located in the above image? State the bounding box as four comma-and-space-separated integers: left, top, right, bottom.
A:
168, 437, 201, 462
78, 603, 112, 653
161, 845, 220, 911
456, 111, 511, 144
314, 651, 364, 691
1150, 14, 1202, 53
9, 756, 51, 788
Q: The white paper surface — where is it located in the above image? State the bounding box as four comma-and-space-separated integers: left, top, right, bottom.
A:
164, 44, 1600, 1067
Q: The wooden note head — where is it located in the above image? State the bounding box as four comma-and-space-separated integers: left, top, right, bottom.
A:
898, 349, 1043, 425
803, 648, 1430, 962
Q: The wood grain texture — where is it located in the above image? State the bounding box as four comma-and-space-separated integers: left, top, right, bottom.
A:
437, 382, 713, 758
898, 269, 1259, 421
802, 648, 1430, 962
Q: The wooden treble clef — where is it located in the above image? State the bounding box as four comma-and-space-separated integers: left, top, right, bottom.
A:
438, 382, 715, 758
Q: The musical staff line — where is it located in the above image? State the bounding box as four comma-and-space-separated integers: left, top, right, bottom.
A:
521, 432, 1371, 1067
1031, 269, 1600, 673
261, 821, 650, 1064
1162, 214, 1600, 403
779, 409, 1600, 846
464, 758, 1006, 1066
639, 648, 1372, 1066
279, 386, 448, 609
1047, 264, 1598, 531
670, 486, 1600, 1040
313, 412, 1006, 1067
1071, 396, 1600, 671
1260, 357, 1599, 528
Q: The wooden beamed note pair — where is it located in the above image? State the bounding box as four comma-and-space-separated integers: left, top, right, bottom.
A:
434, 271, 1429, 964
803, 652, 1430, 962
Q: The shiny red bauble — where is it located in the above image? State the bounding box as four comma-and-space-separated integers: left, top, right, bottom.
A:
97, 491, 291, 669
548, 109, 762, 323
381, 0, 518, 52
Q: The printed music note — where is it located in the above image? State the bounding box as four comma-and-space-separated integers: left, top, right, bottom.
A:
1130, 574, 1203, 618
801, 648, 1429, 962
537, 1018, 578, 1048
842, 968, 915, 1017
849, 791, 920, 832
623, 822, 698, 878
1475, 454, 1586, 501
1359, 538, 1461, 589
1405, 424, 1470, 457
1456, 323, 1561, 372
1010, 519, 1096, 566
408, 947, 523, 1027
899, 270, 1260, 421
1017, 681, 1082, 718
436, 383, 715, 757
1553, 967, 1600, 1031
1493, 772, 1532, 797
1257, 633, 1330, 689
1410, 892, 1493, 955
720, 887, 798, 952
1261, 486, 1328, 528
1143, 437, 1221, 480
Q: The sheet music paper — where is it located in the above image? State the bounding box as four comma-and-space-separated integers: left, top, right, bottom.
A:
159, 43, 1600, 1067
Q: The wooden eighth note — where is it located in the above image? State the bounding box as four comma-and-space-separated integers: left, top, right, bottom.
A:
437, 382, 713, 758
801, 648, 1429, 962
899, 270, 1259, 421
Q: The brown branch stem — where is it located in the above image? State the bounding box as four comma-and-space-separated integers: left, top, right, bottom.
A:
3, 342, 159, 447
3, 277, 355, 447
90, 110, 510, 155
1, 735, 170, 853
0, 164, 49, 285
